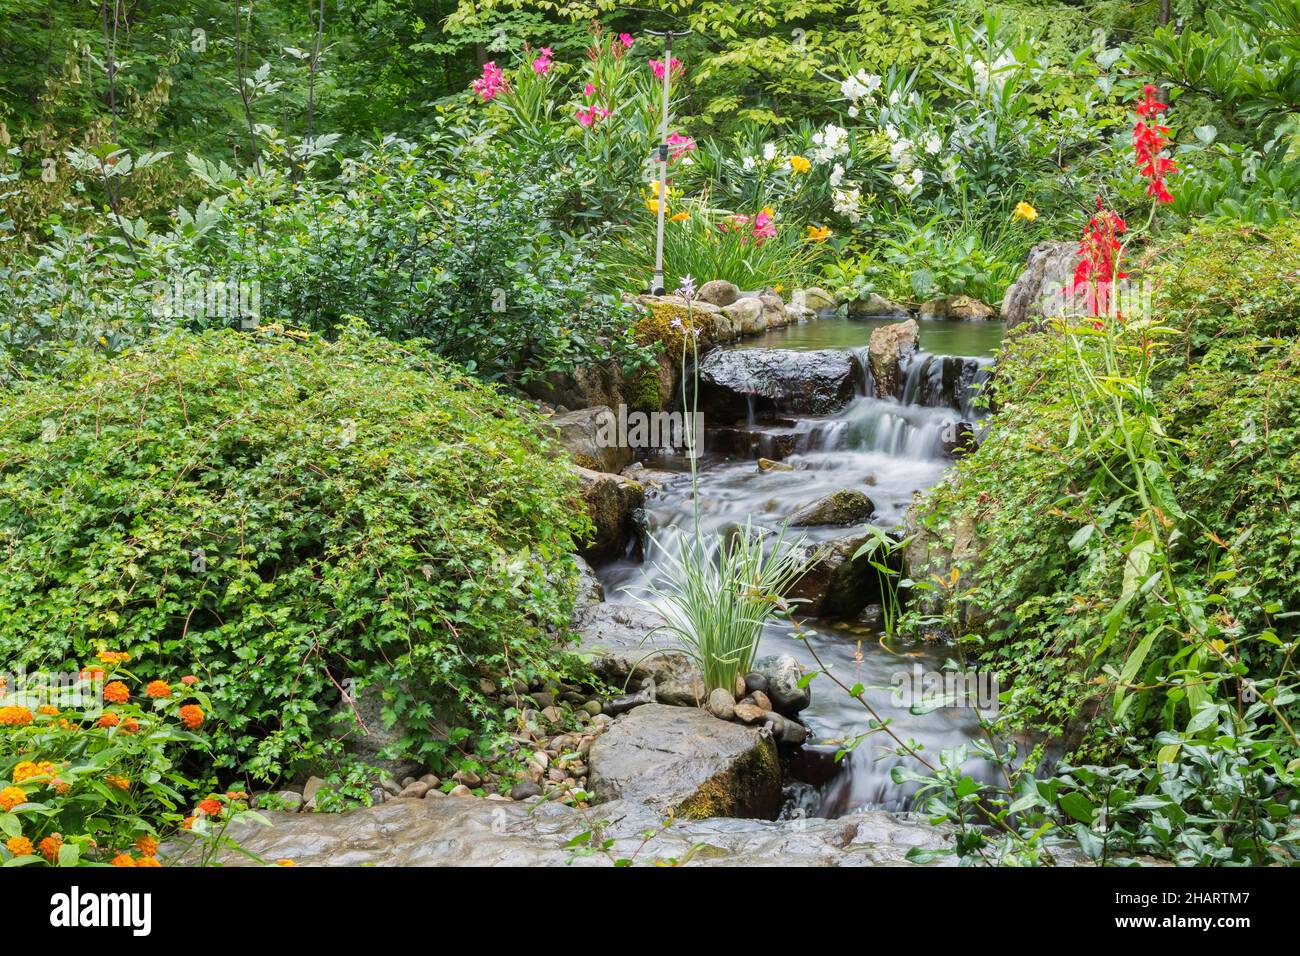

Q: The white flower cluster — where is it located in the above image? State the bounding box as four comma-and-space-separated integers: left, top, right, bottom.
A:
967, 53, 1018, 94
839, 70, 882, 102
832, 186, 863, 223
811, 124, 849, 164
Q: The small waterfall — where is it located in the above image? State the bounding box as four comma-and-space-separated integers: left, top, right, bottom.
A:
594, 318, 1006, 819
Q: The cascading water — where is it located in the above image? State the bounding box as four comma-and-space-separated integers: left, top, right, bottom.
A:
594, 316, 1006, 817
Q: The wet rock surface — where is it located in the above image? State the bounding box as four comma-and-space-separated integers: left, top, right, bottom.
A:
588, 703, 781, 820
217, 796, 951, 866
867, 319, 919, 399
698, 347, 857, 420
574, 466, 644, 561
789, 488, 876, 527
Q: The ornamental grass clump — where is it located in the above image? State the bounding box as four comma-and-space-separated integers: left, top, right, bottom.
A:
630, 279, 813, 694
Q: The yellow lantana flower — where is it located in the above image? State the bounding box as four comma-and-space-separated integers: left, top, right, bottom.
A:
1012, 201, 1038, 222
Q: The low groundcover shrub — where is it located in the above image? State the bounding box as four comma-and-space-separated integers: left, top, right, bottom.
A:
0, 325, 589, 782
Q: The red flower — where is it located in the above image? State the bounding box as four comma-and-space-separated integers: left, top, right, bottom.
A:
196, 798, 223, 817
180, 675, 198, 686
1133, 85, 1176, 204
1072, 197, 1128, 317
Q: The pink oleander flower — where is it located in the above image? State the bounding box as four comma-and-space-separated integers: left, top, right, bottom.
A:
752, 207, 777, 244
650, 58, 682, 81
472, 61, 507, 101
666, 131, 696, 161
576, 104, 610, 128
619, 33, 635, 49
532, 47, 553, 75
584, 82, 597, 97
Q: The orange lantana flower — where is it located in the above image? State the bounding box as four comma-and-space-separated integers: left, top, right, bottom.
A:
5, 836, 34, 856
0, 787, 27, 811
179, 705, 204, 729
39, 835, 63, 861
145, 680, 171, 699
110, 853, 136, 867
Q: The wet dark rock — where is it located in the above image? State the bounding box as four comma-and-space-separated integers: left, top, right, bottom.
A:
588, 704, 781, 820
603, 680, 656, 716
744, 672, 770, 696
510, 780, 542, 801
753, 654, 811, 716
698, 348, 857, 420
789, 488, 876, 527
787, 532, 880, 618
573, 466, 644, 561
707, 426, 800, 461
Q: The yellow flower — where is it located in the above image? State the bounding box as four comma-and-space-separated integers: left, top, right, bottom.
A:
645, 198, 661, 215
276, 858, 296, 867
788, 155, 811, 175
1012, 201, 1038, 222
6, 836, 34, 857
0, 786, 27, 811
805, 224, 832, 242
670, 211, 690, 222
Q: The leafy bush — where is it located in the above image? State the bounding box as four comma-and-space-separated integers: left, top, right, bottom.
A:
0, 325, 590, 781
898, 217, 1300, 864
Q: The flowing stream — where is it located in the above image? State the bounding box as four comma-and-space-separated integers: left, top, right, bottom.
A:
595, 315, 1009, 817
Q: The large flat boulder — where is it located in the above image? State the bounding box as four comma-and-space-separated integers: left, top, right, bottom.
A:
211, 796, 951, 866
698, 348, 857, 421
587, 703, 781, 820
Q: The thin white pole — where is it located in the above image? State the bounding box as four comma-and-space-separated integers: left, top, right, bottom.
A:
651, 33, 673, 295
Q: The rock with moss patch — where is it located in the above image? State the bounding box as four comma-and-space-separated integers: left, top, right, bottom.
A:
849, 293, 911, 319
548, 406, 632, 474
587, 703, 781, 819
920, 295, 995, 322
790, 489, 876, 527
573, 466, 644, 561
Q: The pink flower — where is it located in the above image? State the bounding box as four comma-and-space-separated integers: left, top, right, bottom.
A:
584, 82, 597, 97
532, 48, 554, 75
650, 58, 682, 81
619, 33, 635, 49
472, 62, 507, 101
666, 131, 695, 161
576, 105, 610, 128
752, 208, 777, 244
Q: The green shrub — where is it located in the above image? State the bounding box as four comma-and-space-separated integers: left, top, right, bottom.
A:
0, 325, 590, 781
910, 218, 1300, 733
